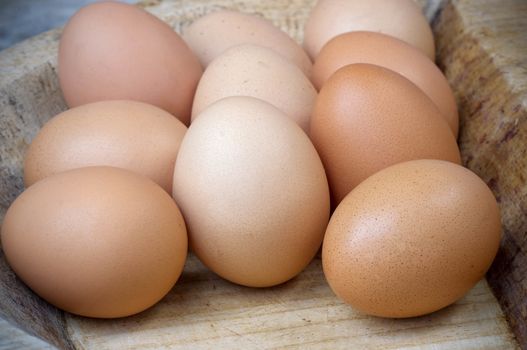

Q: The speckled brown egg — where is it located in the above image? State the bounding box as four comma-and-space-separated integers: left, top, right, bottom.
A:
303, 0, 435, 61
173, 96, 330, 287
58, 1, 202, 125
1, 166, 188, 318
24, 100, 187, 193
191, 45, 317, 132
322, 159, 502, 318
312, 32, 458, 136
183, 10, 312, 77
310, 64, 460, 205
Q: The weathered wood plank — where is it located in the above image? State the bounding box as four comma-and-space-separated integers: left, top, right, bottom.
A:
66, 253, 517, 350
0, 318, 55, 350
0, 30, 72, 350
434, 1, 527, 347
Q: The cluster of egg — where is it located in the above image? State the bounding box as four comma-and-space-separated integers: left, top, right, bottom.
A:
1, 0, 501, 319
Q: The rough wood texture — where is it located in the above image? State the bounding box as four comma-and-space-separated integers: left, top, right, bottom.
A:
434, 1, 527, 347
0, 0, 524, 349
66, 253, 517, 350
0, 29, 74, 350
0, 318, 55, 350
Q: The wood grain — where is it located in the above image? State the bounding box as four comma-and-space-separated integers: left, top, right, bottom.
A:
0, 318, 55, 350
67, 253, 517, 350
0, 29, 73, 350
434, 1, 527, 347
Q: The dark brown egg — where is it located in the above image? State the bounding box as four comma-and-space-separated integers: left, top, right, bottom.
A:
310, 63, 460, 205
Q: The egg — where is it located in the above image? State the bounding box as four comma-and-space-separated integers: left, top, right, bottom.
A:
322, 159, 501, 318
1, 167, 188, 318
191, 45, 317, 132
310, 64, 460, 205
183, 10, 312, 77
303, 0, 435, 61
58, 1, 202, 125
312, 31, 458, 136
173, 96, 329, 287
24, 100, 187, 193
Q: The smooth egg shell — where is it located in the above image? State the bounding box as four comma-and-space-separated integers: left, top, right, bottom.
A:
173, 96, 329, 287
322, 159, 501, 318
303, 0, 435, 60
183, 10, 312, 77
191, 45, 316, 132
58, 1, 202, 124
1, 167, 188, 318
24, 100, 187, 193
313, 31, 458, 136
310, 64, 461, 205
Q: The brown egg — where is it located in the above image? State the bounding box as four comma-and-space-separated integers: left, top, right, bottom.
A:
24, 100, 187, 193
303, 0, 435, 61
1, 167, 188, 318
313, 32, 458, 136
191, 45, 317, 132
183, 10, 312, 77
173, 96, 329, 287
58, 1, 202, 125
310, 64, 460, 205
322, 159, 501, 318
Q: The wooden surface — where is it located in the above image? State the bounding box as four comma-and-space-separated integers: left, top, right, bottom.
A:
0, 0, 524, 349
0, 318, 55, 350
0, 29, 74, 350
434, 0, 527, 347
66, 253, 517, 350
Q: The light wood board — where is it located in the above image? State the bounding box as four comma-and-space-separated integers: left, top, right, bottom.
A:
66, 254, 516, 349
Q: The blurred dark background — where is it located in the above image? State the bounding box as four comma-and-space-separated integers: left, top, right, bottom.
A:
0, 0, 132, 51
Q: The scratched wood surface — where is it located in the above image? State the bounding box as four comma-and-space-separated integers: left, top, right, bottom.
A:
0, 0, 524, 349
66, 253, 517, 350
434, 0, 527, 347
